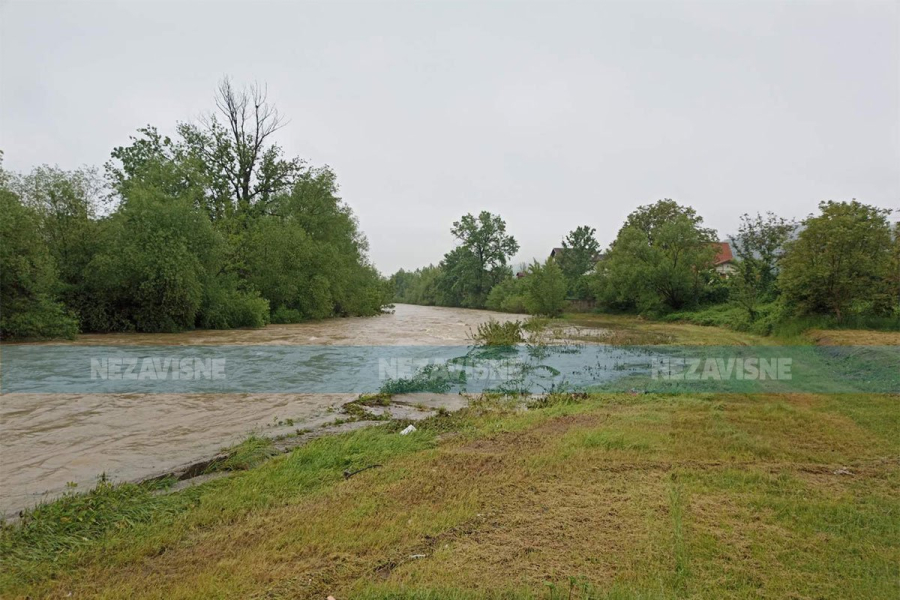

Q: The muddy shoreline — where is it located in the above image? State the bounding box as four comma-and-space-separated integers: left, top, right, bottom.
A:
0, 305, 519, 515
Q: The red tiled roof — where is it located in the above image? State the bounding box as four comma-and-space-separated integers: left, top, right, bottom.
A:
712, 242, 733, 265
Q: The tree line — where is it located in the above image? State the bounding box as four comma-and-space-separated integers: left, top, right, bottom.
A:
390, 199, 899, 330
0, 79, 390, 340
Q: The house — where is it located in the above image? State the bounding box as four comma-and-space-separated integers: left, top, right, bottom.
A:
711, 241, 736, 275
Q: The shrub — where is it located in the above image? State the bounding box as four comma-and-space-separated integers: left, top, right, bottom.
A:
485, 278, 528, 313
198, 282, 270, 330
0, 297, 79, 340
270, 305, 305, 324
523, 259, 567, 316
470, 318, 525, 345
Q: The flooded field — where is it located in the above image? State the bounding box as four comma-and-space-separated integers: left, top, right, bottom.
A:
0, 305, 521, 514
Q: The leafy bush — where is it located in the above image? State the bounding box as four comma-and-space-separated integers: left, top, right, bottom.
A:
523, 259, 567, 316
664, 303, 749, 330
198, 281, 270, 330
0, 297, 79, 340
379, 363, 461, 394
470, 318, 525, 345
485, 277, 527, 313
270, 305, 305, 324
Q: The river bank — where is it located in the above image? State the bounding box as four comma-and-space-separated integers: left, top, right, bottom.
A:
3, 389, 897, 599
0, 305, 522, 514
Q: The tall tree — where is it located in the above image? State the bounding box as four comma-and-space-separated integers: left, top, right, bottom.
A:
556, 225, 600, 299
617, 199, 708, 246
594, 201, 717, 311
779, 200, 894, 319
443, 211, 519, 307
10, 165, 105, 320
178, 78, 304, 220
728, 212, 796, 319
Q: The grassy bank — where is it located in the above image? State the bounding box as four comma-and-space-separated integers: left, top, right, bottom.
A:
559, 310, 900, 346
3, 390, 898, 599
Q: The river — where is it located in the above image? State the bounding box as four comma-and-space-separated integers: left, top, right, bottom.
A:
0, 304, 522, 515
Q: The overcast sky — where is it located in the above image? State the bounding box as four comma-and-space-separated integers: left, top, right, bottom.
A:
2, 0, 898, 274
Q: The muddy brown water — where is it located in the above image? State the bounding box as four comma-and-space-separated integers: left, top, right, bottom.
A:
0, 304, 521, 514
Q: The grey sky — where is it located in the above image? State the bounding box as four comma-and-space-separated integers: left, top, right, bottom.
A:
2, 0, 897, 274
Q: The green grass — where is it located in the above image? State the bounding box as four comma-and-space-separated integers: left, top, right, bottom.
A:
664, 302, 900, 339
2, 392, 898, 599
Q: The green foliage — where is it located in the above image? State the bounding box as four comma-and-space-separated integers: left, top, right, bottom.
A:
378, 363, 461, 394
85, 186, 216, 332
390, 211, 519, 310
197, 277, 270, 330
593, 200, 718, 312
523, 258, 568, 316
779, 200, 895, 320
390, 265, 446, 306
242, 168, 388, 321
556, 225, 600, 299
470, 318, 525, 345
729, 212, 796, 319
391, 212, 518, 310
0, 183, 78, 339
0, 80, 389, 337
485, 276, 528, 313
438, 211, 519, 308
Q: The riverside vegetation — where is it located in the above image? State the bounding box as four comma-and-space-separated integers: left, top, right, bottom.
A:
2, 313, 897, 598
390, 200, 900, 335
0, 79, 390, 340
2, 81, 898, 599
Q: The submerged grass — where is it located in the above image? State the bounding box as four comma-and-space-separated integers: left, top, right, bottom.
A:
470, 318, 526, 346
2, 391, 898, 599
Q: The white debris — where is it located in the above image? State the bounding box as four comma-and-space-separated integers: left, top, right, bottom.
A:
400, 424, 417, 435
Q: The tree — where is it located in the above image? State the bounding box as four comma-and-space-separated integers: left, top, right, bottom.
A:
391, 265, 446, 306
556, 225, 600, 299
244, 167, 387, 321
441, 211, 519, 307
890, 225, 900, 315
617, 199, 709, 246
178, 78, 304, 221
99, 79, 389, 328
729, 212, 796, 319
86, 186, 219, 332
779, 200, 894, 319
0, 171, 78, 339
595, 201, 718, 311
523, 259, 567, 316
10, 165, 106, 323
